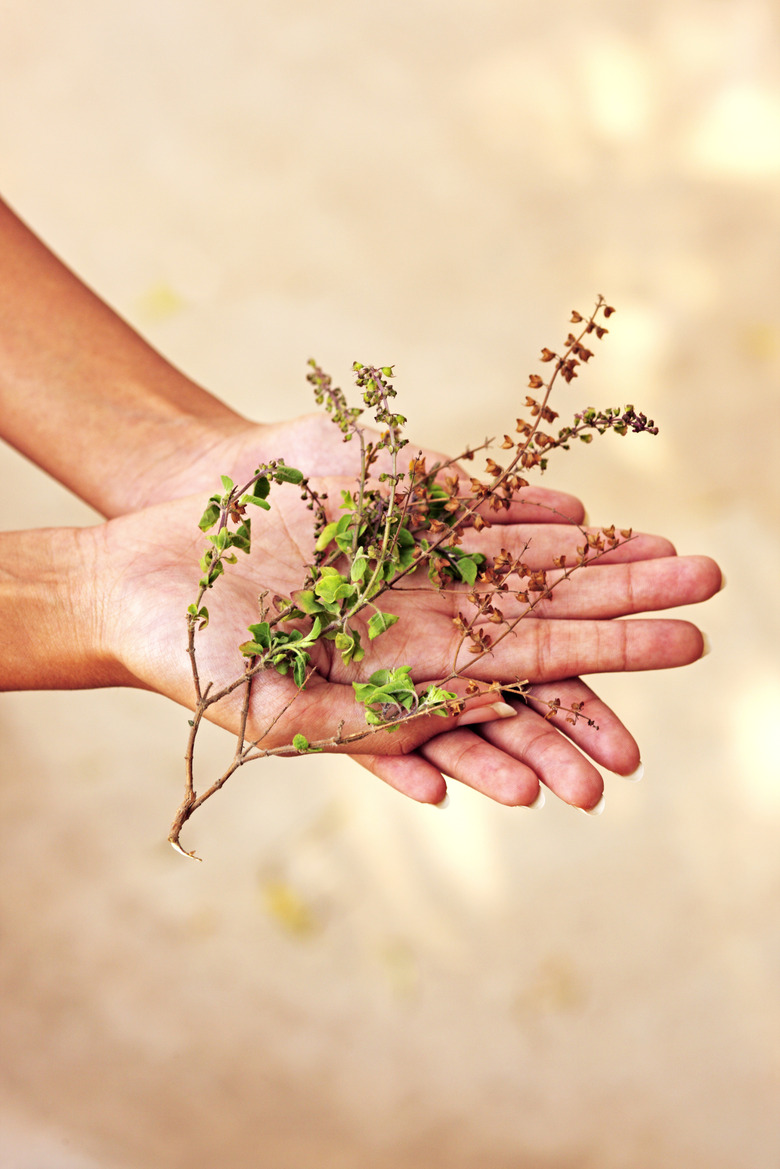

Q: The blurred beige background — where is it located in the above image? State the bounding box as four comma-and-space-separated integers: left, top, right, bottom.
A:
1, 2, 779, 1166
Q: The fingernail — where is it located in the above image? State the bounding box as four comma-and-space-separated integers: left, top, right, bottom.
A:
579, 793, 605, 816
434, 792, 450, 809
527, 786, 546, 810
718, 573, 727, 593
624, 761, 644, 783
700, 633, 712, 658
456, 701, 517, 727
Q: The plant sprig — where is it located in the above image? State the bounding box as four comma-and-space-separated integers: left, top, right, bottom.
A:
171, 296, 654, 858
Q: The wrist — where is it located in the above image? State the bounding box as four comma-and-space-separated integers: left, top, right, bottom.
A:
0, 526, 133, 690
96, 376, 250, 516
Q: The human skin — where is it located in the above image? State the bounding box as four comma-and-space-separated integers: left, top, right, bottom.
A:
0, 197, 722, 809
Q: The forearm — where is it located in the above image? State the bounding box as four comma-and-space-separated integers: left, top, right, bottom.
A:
0, 198, 247, 517
0, 526, 132, 690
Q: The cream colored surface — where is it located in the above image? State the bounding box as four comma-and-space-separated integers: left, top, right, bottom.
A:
1, 3, 778, 1166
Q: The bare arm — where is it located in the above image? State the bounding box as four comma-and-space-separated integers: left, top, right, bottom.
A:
0, 197, 247, 517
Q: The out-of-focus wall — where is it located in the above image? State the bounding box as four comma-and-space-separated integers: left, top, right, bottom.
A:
1, 3, 778, 1166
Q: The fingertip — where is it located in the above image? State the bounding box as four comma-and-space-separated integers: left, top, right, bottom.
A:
352, 753, 448, 805
622, 761, 644, 782
455, 700, 518, 728
526, 785, 546, 810
579, 792, 606, 816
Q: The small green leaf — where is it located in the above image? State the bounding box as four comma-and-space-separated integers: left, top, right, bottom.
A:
198, 502, 221, 531
314, 573, 356, 605
367, 611, 399, 640
239, 640, 265, 656
241, 494, 271, 510
232, 521, 252, 554
315, 521, 339, 552
350, 555, 368, 583
455, 555, 478, 586
294, 590, 323, 616
275, 465, 304, 485
292, 655, 308, 688
292, 733, 309, 752
221, 475, 234, 492
422, 684, 458, 706
296, 616, 323, 646
246, 622, 271, 649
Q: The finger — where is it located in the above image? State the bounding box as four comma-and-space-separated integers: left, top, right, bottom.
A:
419, 729, 543, 806
432, 463, 586, 526
507, 678, 641, 776
455, 524, 676, 567
475, 700, 605, 811
532, 555, 721, 619
350, 752, 449, 804
469, 485, 585, 526
444, 617, 708, 683
464, 555, 723, 622
348, 678, 630, 809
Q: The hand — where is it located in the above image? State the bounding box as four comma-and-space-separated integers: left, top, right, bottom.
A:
0, 197, 723, 819
84, 476, 721, 814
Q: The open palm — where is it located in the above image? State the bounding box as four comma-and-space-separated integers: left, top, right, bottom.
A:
91, 465, 720, 811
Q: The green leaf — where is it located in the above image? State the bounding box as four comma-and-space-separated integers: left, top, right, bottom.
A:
303, 615, 323, 640
231, 521, 252, 554
315, 521, 339, 552
367, 611, 399, 640
292, 733, 309, 752
246, 622, 271, 649
455, 555, 478, 586
350, 555, 368, 583
335, 628, 364, 664
422, 684, 457, 706
292, 655, 308, 688
241, 494, 271, 510
221, 475, 234, 493
198, 502, 221, 531
275, 465, 304, 485
207, 560, 224, 586
239, 640, 266, 657
314, 573, 356, 605
293, 590, 324, 616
